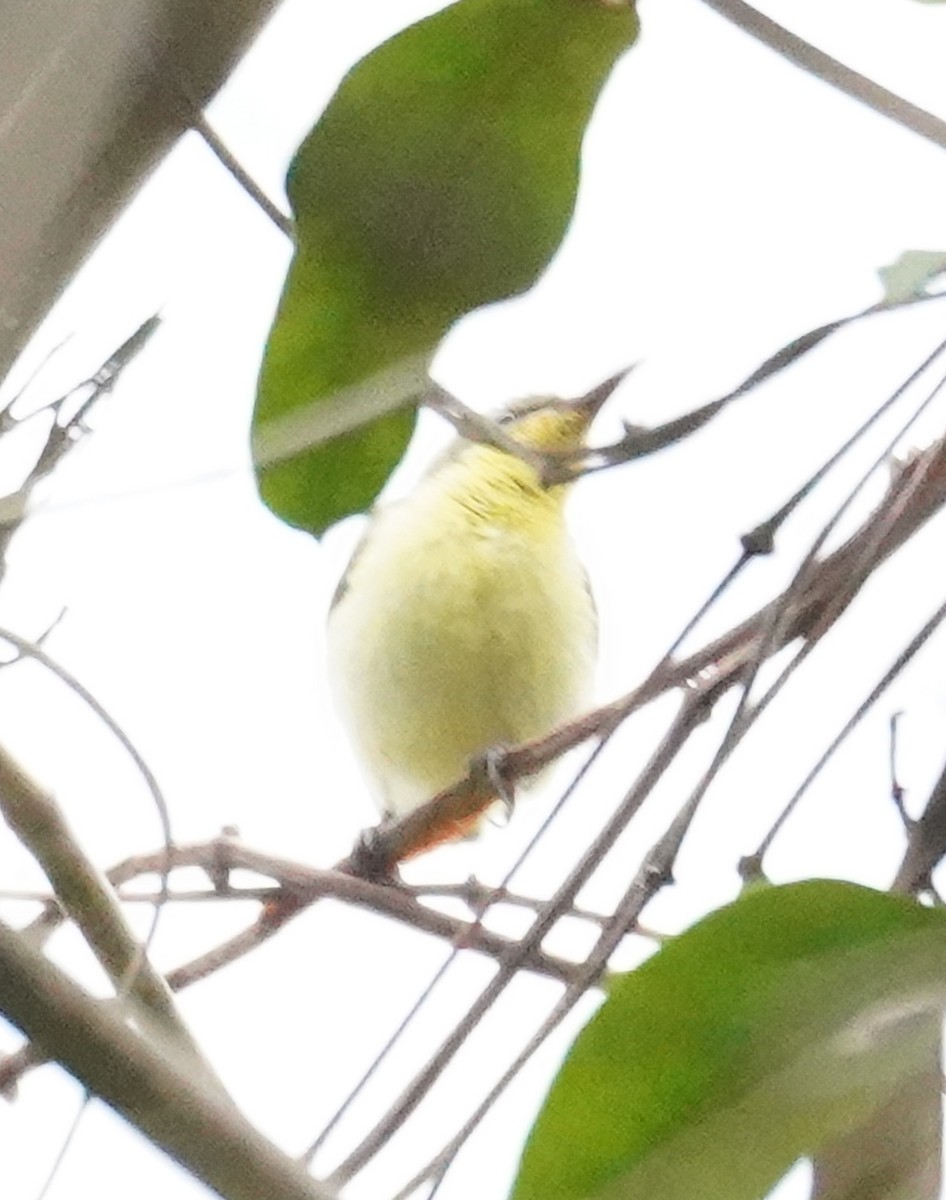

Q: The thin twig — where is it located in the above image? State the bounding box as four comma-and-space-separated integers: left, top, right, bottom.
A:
391, 698, 714, 1199
407, 878, 638, 934
0, 836, 590, 1095
326, 694, 710, 1190
3, 426, 944, 1108
306, 734, 631, 1166
0, 334, 73, 431
0, 747, 189, 1048
7, 401, 946, 1122
0, 920, 334, 1200
892, 758, 946, 896
161, 67, 292, 238
424, 385, 549, 476
746, 593, 946, 878
889, 711, 911, 830
318, 417, 946, 1184
548, 295, 946, 487
742, 402, 946, 743
191, 112, 293, 238
306, 731, 626, 1165
0, 876, 636, 935
353, 424, 946, 872
0, 885, 277, 905
0, 627, 219, 1098
0, 626, 173, 890
735, 430, 946, 873
738, 320, 946, 552
0, 318, 160, 579
359, 327, 946, 873
34, 1102, 86, 1200
677, 356, 946, 867
698, 0, 946, 153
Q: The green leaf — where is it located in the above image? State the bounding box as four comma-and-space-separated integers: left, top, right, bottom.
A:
511, 882, 946, 1200
877, 249, 946, 306
252, 0, 639, 535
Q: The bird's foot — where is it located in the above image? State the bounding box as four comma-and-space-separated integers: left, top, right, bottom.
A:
471, 745, 516, 823
349, 824, 402, 883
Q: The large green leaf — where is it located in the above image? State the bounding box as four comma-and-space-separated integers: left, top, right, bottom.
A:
511, 882, 946, 1200
252, 0, 638, 535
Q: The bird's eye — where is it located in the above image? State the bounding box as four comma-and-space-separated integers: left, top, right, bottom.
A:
497, 396, 559, 425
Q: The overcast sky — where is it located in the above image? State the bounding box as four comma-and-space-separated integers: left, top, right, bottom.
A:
1, 2, 946, 1198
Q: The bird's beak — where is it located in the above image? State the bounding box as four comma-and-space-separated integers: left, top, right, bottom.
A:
566, 365, 635, 426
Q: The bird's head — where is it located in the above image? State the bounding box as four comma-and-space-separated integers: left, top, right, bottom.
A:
497, 368, 629, 455
434, 368, 629, 519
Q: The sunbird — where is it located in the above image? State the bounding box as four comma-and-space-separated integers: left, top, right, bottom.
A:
327, 374, 622, 849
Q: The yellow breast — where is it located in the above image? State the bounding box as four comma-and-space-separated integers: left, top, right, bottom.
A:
327, 433, 597, 820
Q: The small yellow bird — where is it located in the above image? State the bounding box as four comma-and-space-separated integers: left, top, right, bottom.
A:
327, 375, 621, 851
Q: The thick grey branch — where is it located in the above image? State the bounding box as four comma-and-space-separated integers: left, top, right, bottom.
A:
0, 920, 334, 1200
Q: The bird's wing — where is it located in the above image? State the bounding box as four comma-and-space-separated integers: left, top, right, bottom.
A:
328, 520, 373, 613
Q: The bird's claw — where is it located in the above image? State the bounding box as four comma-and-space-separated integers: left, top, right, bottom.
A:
472, 745, 516, 822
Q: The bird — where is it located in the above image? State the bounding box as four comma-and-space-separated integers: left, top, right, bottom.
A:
326, 373, 623, 854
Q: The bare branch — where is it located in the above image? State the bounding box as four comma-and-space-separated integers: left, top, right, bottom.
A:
0, 746, 188, 1044
892, 758, 946, 895
743, 592, 946, 881
698, 0, 946, 153
388, 698, 713, 1199
6, 374, 946, 1179
341, 416, 946, 881
0, 316, 160, 580
0, 834, 592, 1097
191, 112, 293, 238
0, 920, 334, 1200
2, 422, 944, 1170
551, 295, 946, 487
0, 626, 172, 853
889, 712, 911, 831
326, 695, 710, 1190
424, 385, 548, 475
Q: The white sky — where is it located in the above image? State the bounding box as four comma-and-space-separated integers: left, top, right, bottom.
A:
1, 1, 946, 1198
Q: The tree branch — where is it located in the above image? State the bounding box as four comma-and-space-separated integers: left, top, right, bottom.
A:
346, 426, 946, 872
327, 694, 710, 1189
0, 747, 190, 1046
892, 756, 946, 895
0, 317, 160, 581
0, 837, 587, 1098
0, 920, 334, 1200
698, 0, 946, 153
